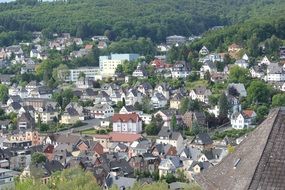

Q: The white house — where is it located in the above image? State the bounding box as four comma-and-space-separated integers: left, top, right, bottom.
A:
235, 59, 249, 68
189, 86, 212, 104
112, 113, 142, 134
259, 56, 271, 65
34, 105, 58, 124
199, 53, 223, 63
171, 61, 190, 79
159, 157, 182, 177
125, 89, 142, 106
151, 92, 168, 109
231, 110, 256, 129
154, 109, 180, 127
88, 104, 114, 119
250, 66, 265, 79
200, 61, 217, 76
265, 62, 285, 82
242, 54, 249, 61
156, 127, 184, 151
154, 83, 170, 100
199, 46, 209, 56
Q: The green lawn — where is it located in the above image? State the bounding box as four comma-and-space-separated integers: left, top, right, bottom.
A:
81, 128, 97, 135
185, 80, 208, 90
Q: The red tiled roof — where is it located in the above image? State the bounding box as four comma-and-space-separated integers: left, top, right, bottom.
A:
112, 113, 141, 123
242, 109, 255, 118
44, 144, 54, 154
109, 132, 142, 142
85, 44, 93, 50
93, 134, 111, 139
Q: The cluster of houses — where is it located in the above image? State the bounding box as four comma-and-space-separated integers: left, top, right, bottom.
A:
0, 125, 230, 189
0, 30, 284, 189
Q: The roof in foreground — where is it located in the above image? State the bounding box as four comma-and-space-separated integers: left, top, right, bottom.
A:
195, 107, 285, 190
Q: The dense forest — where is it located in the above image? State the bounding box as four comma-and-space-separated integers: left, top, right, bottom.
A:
0, 0, 284, 43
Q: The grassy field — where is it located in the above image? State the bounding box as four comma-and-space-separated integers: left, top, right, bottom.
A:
185, 80, 208, 90
81, 128, 97, 135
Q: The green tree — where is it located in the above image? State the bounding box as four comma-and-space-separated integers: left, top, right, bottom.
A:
0, 84, 8, 103
247, 34, 259, 57
164, 173, 176, 183
16, 167, 101, 190
272, 93, 285, 107
78, 71, 86, 80
170, 115, 177, 131
247, 80, 270, 104
228, 66, 251, 84
31, 152, 46, 164
142, 97, 152, 114
189, 99, 201, 111
145, 123, 158, 136
180, 97, 190, 114
219, 92, 229, 119
256, 105, 269, 122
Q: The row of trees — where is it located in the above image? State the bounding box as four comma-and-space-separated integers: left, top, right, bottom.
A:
0, 0, 284, 42
16, 167, 201, 190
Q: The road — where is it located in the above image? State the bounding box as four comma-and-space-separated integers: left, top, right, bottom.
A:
58, 118, 101, 134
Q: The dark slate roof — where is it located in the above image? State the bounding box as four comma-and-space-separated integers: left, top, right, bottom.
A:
65, 107, 79, 116
122, 105, 135, 112
109, 159, 134, 175
85, 88, 97, 96
195, 107, 285, 190
159, 109, 177, 117
157, 127, 182, 140
44, 160, 64, 173
196, 133, 213, 145
10, 102, 22, 110
9, 95, 22, 102
38, 86, 52, 95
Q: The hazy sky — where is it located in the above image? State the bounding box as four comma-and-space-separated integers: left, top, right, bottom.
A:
0, 0, 15, 2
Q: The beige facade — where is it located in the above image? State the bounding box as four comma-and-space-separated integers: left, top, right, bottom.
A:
60, 115, 79, 125
101, 59, 123, 77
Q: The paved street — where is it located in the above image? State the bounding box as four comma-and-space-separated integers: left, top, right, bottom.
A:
58, 119, 101, 134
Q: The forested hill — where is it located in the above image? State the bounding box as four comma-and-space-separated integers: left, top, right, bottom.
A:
0, 0, 284, 42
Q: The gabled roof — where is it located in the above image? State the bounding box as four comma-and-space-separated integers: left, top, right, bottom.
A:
192, 86, 211, 96
157, 127, 182, 140
10, 102, 22, 110
120, 105, 136, 113
56, 134, 81, 145
112, 113, 141, 123
195, 108, 284, 190
109, 132, 142, 142
196, 133, 213, 145
242, 109, 256, 118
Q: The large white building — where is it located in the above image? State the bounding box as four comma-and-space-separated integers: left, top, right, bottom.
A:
99, 53, 139, 77
112, 113, 142, 134
66, 67, 102, 82
265, 62, 285, 82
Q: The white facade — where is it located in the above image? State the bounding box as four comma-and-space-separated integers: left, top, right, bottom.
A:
231, 113, 245, 129
235, 59, 249, 68
100, 59, 123, 77
66, 67, 102, 82
260, 56, 271, 65
156, 134, 183, 151
99, 54, 140, 77
89, 104, 114, 119
112, 114, 142, 134
113, 120, 142, 134
151, 93, 167, 109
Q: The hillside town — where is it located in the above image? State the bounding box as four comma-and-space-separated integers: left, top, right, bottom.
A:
0, 30, 284, 190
